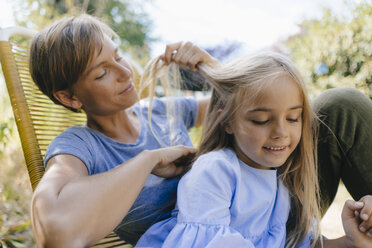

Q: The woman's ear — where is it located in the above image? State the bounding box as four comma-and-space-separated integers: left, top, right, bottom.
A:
217, 109, 234, 135
53, 90, 83, 110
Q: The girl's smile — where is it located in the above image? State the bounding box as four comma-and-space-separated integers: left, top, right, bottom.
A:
263, 145, 287, 153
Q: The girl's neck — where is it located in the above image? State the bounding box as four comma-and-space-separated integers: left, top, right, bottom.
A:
86, 108, 140, 144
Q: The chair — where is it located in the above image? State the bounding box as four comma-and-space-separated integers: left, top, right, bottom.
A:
0, 27, 137, 248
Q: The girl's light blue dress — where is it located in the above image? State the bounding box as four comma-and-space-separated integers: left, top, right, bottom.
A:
136, 148, 311, 248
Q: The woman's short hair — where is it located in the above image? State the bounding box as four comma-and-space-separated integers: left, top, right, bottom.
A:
29, 14, 116, 112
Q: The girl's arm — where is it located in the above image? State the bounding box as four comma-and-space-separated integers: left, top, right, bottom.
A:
31, 145, 196, 248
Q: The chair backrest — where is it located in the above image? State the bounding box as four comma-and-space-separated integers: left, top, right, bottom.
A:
0, 26, 136, 248
0, 27, 87, 191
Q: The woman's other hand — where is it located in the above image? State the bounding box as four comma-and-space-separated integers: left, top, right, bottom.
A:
342, 195, 372, 247
160, 41, 220, 71
150, 145, 197, 178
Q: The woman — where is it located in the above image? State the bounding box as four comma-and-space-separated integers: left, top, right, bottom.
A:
30, 14, 218, 247
29, 14, 372, 247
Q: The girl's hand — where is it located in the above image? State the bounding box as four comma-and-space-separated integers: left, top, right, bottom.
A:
151, 145, 197, 178
160, 41, 220, 71
342, 195, 372, 247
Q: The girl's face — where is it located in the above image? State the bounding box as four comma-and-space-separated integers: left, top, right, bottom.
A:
72, 36, 139, 115
226, 75, 303, 170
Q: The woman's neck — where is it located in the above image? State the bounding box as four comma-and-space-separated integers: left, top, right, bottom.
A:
86, 108, 140, 144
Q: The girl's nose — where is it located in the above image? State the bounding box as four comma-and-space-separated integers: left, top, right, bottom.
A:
271, 121, 288, 140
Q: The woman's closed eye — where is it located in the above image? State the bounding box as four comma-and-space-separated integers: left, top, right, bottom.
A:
94, 55, 123, 80
95, 70, 107, 80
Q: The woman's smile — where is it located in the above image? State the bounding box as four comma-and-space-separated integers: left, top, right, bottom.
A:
119, 82, 135, 95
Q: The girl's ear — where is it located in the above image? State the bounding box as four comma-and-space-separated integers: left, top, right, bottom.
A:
217, 109, 234, 134
225, 123, 233, 134
53, 90, 83, 110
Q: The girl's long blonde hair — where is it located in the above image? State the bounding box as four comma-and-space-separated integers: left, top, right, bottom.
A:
140, 52, 322, 247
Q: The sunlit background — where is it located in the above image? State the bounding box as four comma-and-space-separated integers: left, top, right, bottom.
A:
0, 0, 356, 56
0, 0, 370, 246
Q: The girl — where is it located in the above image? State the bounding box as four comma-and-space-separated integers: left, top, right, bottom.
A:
136, 52, 372, 247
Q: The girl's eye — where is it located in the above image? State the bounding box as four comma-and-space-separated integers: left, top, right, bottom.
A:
95, 70, 107, 80
251, 120, 269, 125
287, 118, 299, 123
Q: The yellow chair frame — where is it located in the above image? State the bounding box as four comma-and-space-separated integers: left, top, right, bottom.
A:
0, 27, 135, 248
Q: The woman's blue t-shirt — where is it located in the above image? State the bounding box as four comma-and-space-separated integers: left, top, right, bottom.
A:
44, 97, 198, 245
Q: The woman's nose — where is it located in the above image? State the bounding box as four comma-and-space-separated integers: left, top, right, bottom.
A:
116, 63, 132, 82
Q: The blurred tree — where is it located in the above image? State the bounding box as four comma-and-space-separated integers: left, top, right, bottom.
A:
13, 0, 154, 64
285, 1, 372, 97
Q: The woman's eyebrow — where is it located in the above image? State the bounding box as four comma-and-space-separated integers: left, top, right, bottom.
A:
86, 47, 120, 76
86, 61, 106, 76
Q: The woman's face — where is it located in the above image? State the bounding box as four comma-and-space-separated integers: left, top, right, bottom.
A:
72, 35, 139, 115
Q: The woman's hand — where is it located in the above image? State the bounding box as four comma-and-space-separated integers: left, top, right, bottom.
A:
150, 145, 197, 178
342, 195, 372, 247
160, 41, 220, 71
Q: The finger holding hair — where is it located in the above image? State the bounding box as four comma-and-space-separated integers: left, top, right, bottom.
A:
173, 41, 210, 70
161, 41, 183, 65
172, 41, 194, 67
151, 145, 197, 178
178, 43, 209, 71
161, 41, 220, 70
188, 53, 205, 71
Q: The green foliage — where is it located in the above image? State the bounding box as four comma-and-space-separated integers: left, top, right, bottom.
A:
100, 0, 154, 64
0, 142, 34, 248
13, 0, 154, 65
0, 74, 34, 247
0, 81, 16, 156
0, 122, 13, 156
285, 1, 372, 97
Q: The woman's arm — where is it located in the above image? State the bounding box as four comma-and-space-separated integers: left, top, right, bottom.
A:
160, 41, 220, 128
31, 145, 196, 248
161, 41, 220, 71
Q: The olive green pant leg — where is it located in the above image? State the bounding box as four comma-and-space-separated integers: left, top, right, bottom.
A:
312, 87, 372, 214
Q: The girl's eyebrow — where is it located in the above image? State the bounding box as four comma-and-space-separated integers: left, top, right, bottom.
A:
86, 47, 119, 76
248, 105, 303, 112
